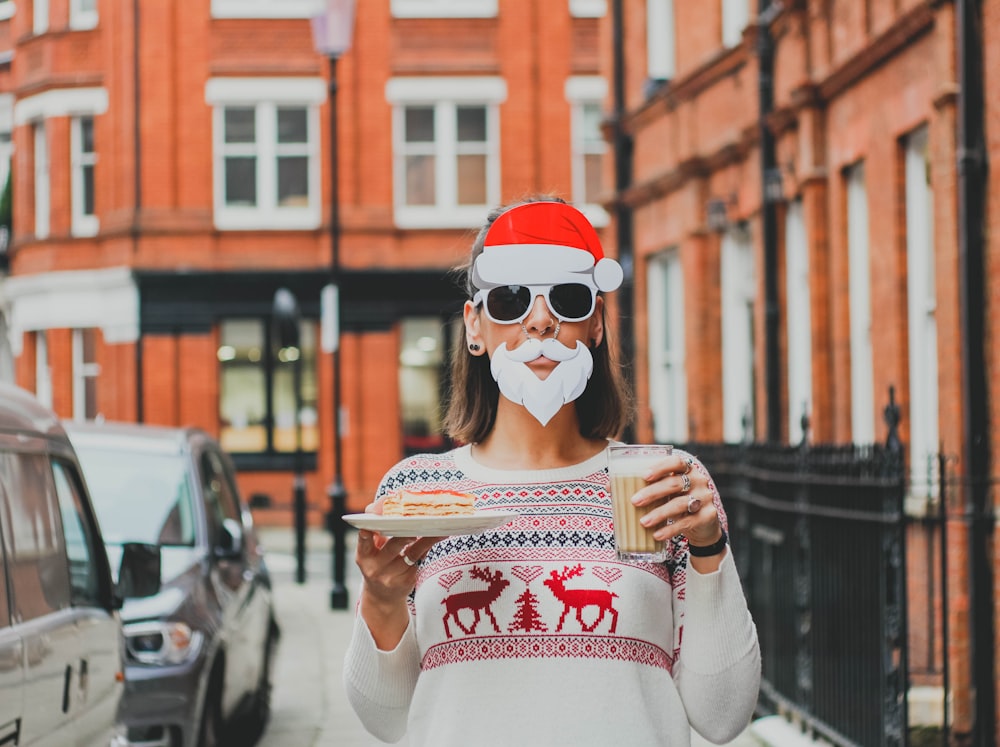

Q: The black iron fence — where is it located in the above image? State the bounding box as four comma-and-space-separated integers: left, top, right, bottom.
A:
678, 396, 935, 746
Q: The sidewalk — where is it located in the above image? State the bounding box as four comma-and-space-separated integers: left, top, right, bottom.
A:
254, 526, 801, 747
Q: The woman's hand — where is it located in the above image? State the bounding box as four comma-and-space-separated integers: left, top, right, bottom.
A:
354, 496, 443, 649
628, 451, 727, 570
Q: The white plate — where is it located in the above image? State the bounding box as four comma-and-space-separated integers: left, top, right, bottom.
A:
341, 511, 518, 538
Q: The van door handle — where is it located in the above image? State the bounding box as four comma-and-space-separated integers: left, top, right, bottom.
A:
62, 664, 72, 712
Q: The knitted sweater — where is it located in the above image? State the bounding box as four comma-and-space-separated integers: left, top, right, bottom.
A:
344, 445, 760, 746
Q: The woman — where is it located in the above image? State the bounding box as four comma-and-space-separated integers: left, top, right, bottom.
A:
344, 197, 760, 745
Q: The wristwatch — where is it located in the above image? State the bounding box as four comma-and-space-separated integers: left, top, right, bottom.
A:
688, 529, 729, 557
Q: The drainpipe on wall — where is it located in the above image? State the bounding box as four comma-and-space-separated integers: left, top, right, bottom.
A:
956, 1, 994, 744
758, 0, 782, 443
610, 0, 636, 441
132, 0, 144, 423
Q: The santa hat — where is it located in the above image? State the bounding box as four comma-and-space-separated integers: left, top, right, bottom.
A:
471, 202, 624, 292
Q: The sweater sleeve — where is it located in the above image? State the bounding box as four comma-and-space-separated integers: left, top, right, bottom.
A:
342, 608, 422, 743
674, 550, 761, 744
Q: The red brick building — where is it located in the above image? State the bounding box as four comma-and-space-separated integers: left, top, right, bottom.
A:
600, 0, 997, 741
0, 0, 610, 523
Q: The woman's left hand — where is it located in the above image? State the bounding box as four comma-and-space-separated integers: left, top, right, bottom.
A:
629, 451, 725, 549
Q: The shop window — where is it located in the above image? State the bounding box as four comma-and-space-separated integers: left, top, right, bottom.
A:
399, 317, 449, 455
387, 77, 505, 229
218, 318, 318, 458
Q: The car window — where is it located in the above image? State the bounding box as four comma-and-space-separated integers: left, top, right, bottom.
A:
0, 451, 71, 621
73, 445, 196, 547
200, 450, 241, 540
51, 459, 103, 607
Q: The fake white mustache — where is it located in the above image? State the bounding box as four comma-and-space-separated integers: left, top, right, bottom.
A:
500, 337, 583, 363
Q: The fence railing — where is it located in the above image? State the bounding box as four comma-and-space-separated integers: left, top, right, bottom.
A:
679, 421, 912, 745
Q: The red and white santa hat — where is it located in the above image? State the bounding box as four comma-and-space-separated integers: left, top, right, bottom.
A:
471, 201, 624, 292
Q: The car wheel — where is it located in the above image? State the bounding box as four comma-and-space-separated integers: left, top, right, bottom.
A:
230, 617, 278, 745
198, 666, 224, 747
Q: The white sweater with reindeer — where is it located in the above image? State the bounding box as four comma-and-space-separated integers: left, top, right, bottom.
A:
344, 445, 760, 746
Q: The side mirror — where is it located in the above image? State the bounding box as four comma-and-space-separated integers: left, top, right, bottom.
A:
215, 518, 243, 560
116, 542, 162, 602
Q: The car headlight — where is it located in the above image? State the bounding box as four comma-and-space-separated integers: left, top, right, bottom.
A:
124, 621, 203, 665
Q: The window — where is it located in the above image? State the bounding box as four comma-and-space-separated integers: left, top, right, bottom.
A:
0, 452, 71, 621
399, 317, 449, 455
648, 250, 687, 443
69, 0, 98, 30
218, 317, 318, 457
33, 122, 49, 239
721, 225, 755, 443
35, 330, 53, 408
0, 1, 14, 22
212, 0, 319, 18
71, 116, 98, 237
387, 77, 505, 228
905, 127, 938, 497
391, 0, 497, 18
72, 328, 100, 421
0, 94, 13, 194
33, 0, 48, 34
199, 450, 242, 548
847, 162, 874, 443
646, 0, 676, 83
785, 199, 812, 443
565, 77, 609, 224
569, 0, 607, 16
52, 460, 102, 607
206, 78, 325, 231
721, 0, 749, 47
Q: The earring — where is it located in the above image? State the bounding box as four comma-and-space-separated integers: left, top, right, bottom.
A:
469, 343, 481, 352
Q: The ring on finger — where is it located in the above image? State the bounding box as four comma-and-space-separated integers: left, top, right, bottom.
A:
681, 473, 691, 493
666, 518, 675, 526
684, 457, 695, 474
401, 554, 416, 567
686, 496, 702, 514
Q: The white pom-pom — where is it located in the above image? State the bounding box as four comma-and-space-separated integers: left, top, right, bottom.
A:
593, 257, 623, 291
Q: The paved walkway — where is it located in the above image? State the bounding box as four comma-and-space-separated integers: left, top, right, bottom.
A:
254, 526, 809, 747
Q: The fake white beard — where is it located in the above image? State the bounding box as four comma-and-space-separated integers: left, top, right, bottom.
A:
490, 338, 594, 426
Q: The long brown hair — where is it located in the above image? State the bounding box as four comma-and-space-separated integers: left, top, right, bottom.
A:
442, 196, 633, 443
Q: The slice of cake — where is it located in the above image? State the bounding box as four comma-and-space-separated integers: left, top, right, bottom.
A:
382, 489, 476, 517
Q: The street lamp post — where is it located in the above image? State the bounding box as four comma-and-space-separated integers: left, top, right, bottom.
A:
312, 0, 356, 610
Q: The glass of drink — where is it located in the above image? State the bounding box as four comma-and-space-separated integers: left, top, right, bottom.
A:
608, 444, 673, 562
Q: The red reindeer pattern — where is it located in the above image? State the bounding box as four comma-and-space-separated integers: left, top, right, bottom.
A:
441, 565, 510, 639
543, 564, 619, 633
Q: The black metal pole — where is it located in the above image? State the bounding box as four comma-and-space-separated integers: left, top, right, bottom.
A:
758, 0, 782, 443
293, 350, 306, 585
956, 1, 993, 743
327, 53, 349, 610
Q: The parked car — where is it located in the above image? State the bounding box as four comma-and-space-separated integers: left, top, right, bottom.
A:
0, 383, 160, 746
65, 421, 279, 747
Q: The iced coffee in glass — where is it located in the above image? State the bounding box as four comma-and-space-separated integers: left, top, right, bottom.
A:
608, 444, 673, 562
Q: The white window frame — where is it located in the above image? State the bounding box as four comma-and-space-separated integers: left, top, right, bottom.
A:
646, 0, 676, 82
211, 0, 320, 18
565, 76, 609, 227
847, 161, 875, 444
71, 328, 100, 421
69, 0, 98, 30
33, 122, 49, 240
206, 78, 325, 231
721, 0, 749, 48
33, 0, 48, 34
0, 94, 12, 195
71, 115, 98, 237
36, 330, 53, 409
905, 127, 938, 499
391, 0, 497, 18
0, 2, 15, 23
570, 0, 607, 17
785, 198, 812, 443
721, 225, 755, 443
386, 76, 505, 229
648, 249, 687, 443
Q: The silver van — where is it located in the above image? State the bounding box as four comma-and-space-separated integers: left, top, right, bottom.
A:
0, 383, 158, 746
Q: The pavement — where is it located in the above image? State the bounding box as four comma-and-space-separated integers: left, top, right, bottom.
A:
253, 525, 814, 747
